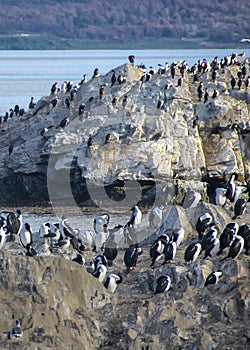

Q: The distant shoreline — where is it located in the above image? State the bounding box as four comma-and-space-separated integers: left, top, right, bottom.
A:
0, 34, 248, 50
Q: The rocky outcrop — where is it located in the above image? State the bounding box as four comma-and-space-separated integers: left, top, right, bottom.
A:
0, 254, 112, 349
0, 56, 250, 207
0, 203, 249, 349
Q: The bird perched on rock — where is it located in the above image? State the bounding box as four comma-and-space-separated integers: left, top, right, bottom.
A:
226, 173, 238, 202
50, 98, 58, 109
93, 213, 110, 234
50, 82, 58, 94
78, 103, 85, 115
91, 254, 107, 271
57, 117, 69, 129
111, 70, 116, 86
122, 95, 128, 108
157, 99, 164, 109
103, 233, 118, 266
9, 319, 23, 340
150, 235, 169, 267
124, 206, 142, 246
99, 85, 105, 99
1, 210, 22, 241
112, 96, 118, 107
173, 227, 185, 248
93, 224, 109, 252
231, 76, 236, 90
72, 253, 85, 266
195, 213, 214, 239
128, 206, 142, 230
217, 226, 236, 256
214, 187, 228, 206
29, 96, 36, 109
220, 235, 244, 261
184, 242, 202, 263
104, 273, 123, 292
204, 270, 223, 287
8, 143, 13, 156
63, 98, 70, 109
162, 240, 177, 264
92, 263, 107, 282
155, 274, 171, 294
203, 237, 220, 259
200, 226, 218, 251
19, 222, 33, 251
92, 68, 100, 78
124, 244, 142, 273
59, 216, 76, 240
0, 223, 6, 250
232, 198, 247, 219
128, 55, 135, 64
237, 224, 250, 255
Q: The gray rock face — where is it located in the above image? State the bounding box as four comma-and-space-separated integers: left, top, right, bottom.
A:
0, 203, 249, 349
0, 57, 250, 208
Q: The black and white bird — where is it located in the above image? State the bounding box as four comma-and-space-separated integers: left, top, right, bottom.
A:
220, 235, 244, 261
93, 224, 109, 252
0, 224, 6, 250
128, 55, 135, 64
56, 236, 71, 251
127, 206, 142, 230
58, 117, 69, 129
232, 198, 247, 219
201, 227, 218, 251
217, 226, 236, 256
29, 96, 36, 109
226, 173, 238, 202
72, 253, 85, 266
1, 210, 22, 240
124, 245, 142, 273
150, 236, 168, 267
184, 242, 202, 263
64, 97, 70, 108
93, 213, 110, 234
104, 273, 123, 293
103, 234, 118, 266
162, 240, 177, 264
124, 206, 142, 246
91, 254, 108, 271
92, 263, 107, 282
111, 70, 116, 86
173, 227, 185, 248
19, 223, 33, 250
214, 187, 228, 206
59, 216, 76, 239
238, 224, 250, 255
50, 82, 58, 94
50, 98, 58, 109
155, 274, 171, 294
9, 319, 23, 340
204, 270, 223, 287
195, 213, 214, 239
92, 68, 100, 78
203, 237, 220, 259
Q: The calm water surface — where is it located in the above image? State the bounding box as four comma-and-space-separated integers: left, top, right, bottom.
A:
1, 48, 249, 115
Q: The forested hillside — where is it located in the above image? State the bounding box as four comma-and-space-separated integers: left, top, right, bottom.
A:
0, 0, 249, 49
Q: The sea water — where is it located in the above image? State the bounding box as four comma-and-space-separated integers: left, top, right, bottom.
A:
1, 48, 249, 115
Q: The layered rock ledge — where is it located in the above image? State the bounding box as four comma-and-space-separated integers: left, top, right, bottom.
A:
0, 55, 249, 207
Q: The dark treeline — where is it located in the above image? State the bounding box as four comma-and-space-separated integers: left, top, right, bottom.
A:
0, 0, 249, 48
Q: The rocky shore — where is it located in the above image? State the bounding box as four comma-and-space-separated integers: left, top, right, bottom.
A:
0, 201, 249, 350
0, 53, 249, 208
0, 53, 250, 349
